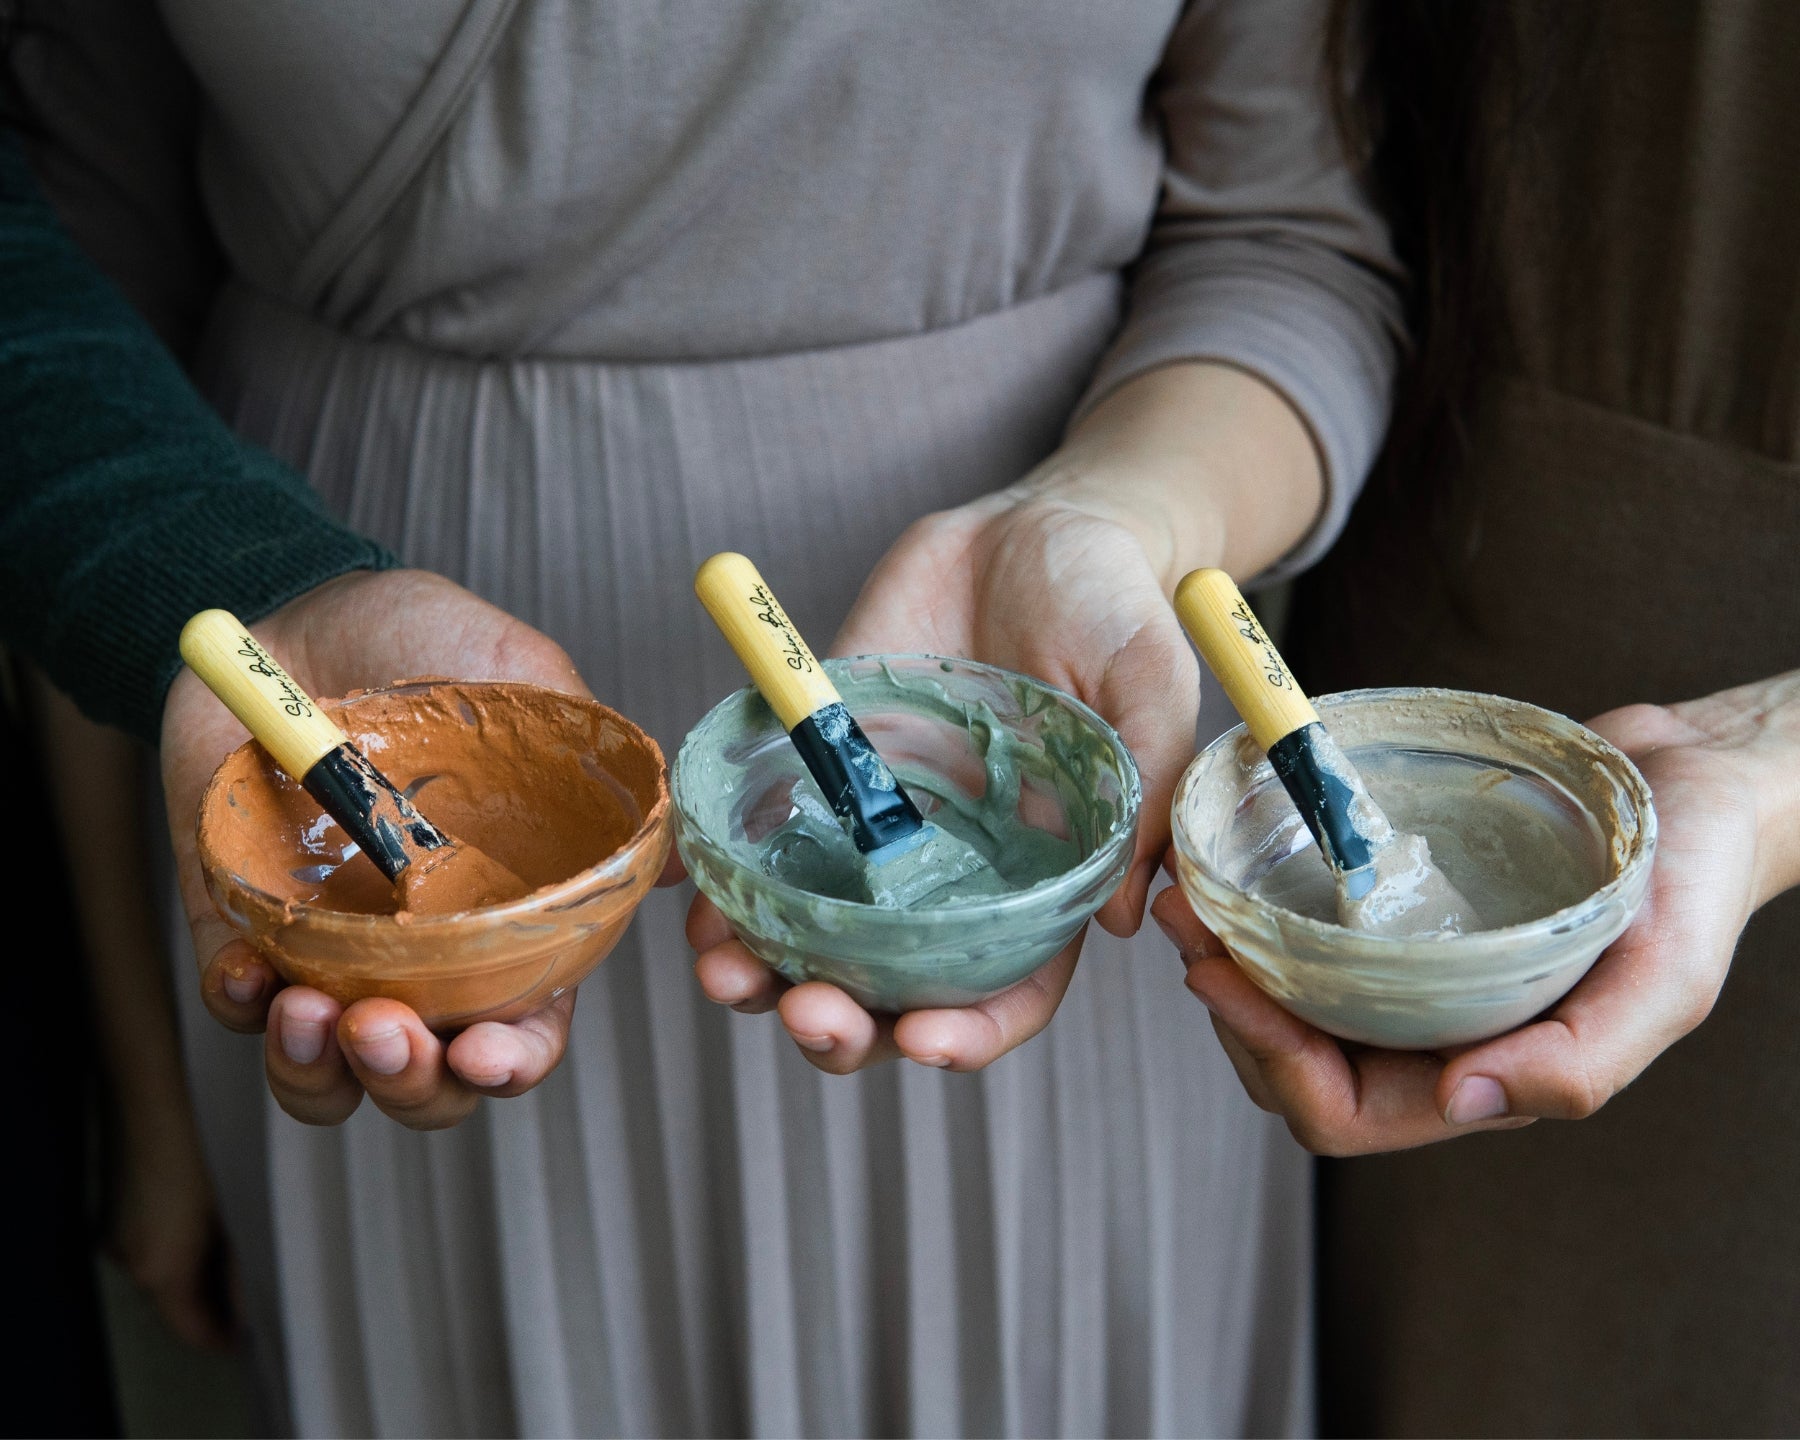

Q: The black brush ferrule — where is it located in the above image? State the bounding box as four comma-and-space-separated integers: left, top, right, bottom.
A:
788, 702, 926, 855
1266, 723, 1376, 877
301, 743, 450, 882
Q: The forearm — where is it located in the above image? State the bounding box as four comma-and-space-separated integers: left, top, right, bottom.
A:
1005, 361, 1325, 589
0, 130, 393, 742
28, 672, 193, 1129
1664, 670, 1800, 908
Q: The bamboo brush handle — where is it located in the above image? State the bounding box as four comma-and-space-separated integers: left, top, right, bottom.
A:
178, 609, 348, 779
1173, 568, 1320, 752
694, 552, 842, 731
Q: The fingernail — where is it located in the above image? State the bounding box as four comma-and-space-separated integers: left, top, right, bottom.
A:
223, 968, 263, 1006
911, 1054, 951, 1069
280, 1017, 326, 1066
1446, 1075, 1509, 1125
792, 1033, 834, 1054
351, 1026, 410, 1075
465, 1069, 513, 1089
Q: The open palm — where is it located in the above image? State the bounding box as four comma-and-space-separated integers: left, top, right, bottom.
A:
691, 493, 1201, 1074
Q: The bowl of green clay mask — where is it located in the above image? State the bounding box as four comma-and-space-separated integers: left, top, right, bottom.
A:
1170, 688, 1657, 1050
674, 655, 1141, 1011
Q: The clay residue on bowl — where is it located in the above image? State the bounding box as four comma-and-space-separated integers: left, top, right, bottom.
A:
1170, 687, 1657, 1049
1246, 745, 1608, 932
673, 656, 1141, 1011
684, 660, 1117, 909
205, 681, 657, 915
197, 681, 671, 1028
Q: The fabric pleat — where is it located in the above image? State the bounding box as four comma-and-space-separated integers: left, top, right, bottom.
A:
182, 274, 1312, 1438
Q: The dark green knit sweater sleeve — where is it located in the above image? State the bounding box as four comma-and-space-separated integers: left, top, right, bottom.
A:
0, 132, 395, 743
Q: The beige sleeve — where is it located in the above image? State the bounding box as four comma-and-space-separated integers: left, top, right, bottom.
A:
1078, 0, 1406, 584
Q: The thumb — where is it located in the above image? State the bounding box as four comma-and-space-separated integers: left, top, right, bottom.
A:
1091, 622, 1200, 936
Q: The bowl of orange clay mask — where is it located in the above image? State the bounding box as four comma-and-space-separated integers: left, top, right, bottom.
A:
198, 680, 671, 1029
674, 656, 1140, 1012
1170, 687, 1657, 1050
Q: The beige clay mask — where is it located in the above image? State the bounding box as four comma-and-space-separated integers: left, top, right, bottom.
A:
1246, 745, 1606, 932
1170, 687, 1657, 1049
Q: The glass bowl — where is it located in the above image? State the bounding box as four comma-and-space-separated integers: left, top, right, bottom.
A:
1170, 687, 1657, 1049
197, 680, 671, 1029
673, 655, 1141, 1011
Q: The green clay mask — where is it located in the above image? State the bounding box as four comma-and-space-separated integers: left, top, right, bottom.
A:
673, 656, 1140, 1011
691, 661, 1114, 903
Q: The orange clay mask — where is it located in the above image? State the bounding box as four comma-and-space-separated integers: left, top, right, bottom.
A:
197, 681, 670, 1028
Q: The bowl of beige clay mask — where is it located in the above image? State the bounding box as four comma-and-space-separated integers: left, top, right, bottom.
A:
674, 656, 1141, 1011
1170, 688, 1657, 1050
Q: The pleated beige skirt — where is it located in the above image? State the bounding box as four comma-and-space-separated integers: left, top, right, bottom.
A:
168, 274, 1311, 1438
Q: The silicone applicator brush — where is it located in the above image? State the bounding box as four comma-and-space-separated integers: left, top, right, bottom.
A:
179, 609, 530, 916
695, 553, 1007, 909
1173, 569, 1474, 937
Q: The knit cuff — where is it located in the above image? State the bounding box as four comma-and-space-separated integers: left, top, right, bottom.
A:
32, 446, 396, 744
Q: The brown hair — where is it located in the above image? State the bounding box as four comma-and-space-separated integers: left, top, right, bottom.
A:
1288, 3, 1590, 682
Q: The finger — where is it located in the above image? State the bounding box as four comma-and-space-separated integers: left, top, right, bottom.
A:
685, 890, 735, 952
694, 940, 789, 1014
1149, 882, 1229, 960
892, 929, 1084, 1071
1440, 812, 1746, 1124
1208, 1014, 1282, 1113
337, 999, 479, 1130
1091, 629, 1200, 937
1096, 852, 1164, 940
656, 847, 689, 887
689, 886, 781, 1012
446, 990, 576, 1097
264, 987, 363, 1126
1439, 929, 1719, 1124
778, 981, 901, 1072
1183, 953, 1530, 1154
200, 938, 283, 1033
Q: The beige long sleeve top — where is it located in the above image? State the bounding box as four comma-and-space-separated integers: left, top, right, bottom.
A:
20, 0, 1401, 580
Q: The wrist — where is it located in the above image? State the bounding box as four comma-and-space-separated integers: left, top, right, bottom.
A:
1020, 362, 1321, 590
1668, 671, 1800, 907
1000, 463, 1227, 593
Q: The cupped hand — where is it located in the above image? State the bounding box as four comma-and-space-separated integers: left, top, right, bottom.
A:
160, 568, 595, 1129
1152, 700, 1770, 1155
692, 491, 1201, 1074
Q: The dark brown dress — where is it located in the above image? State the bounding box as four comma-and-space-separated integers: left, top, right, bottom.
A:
1291, 4, 1800, 1434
